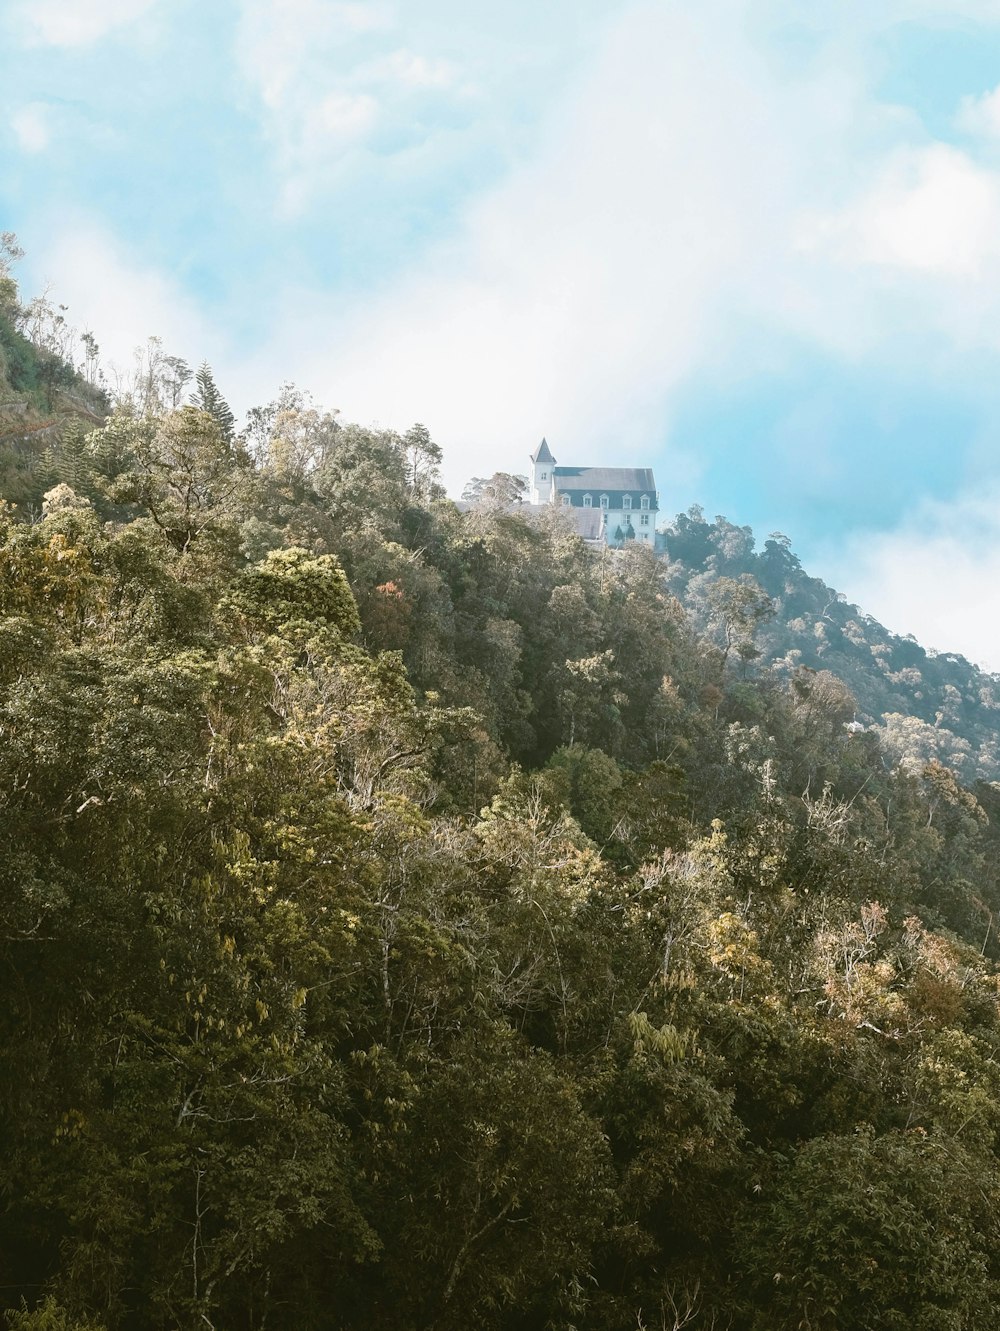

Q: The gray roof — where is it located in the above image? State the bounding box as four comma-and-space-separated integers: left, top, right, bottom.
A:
553, 466, 656, 493
530, 437, 555, 465
518, 503, 606, 542
568, 507, 605, 541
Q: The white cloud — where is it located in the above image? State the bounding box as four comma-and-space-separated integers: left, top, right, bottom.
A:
11, 0, 159, 47
956, 84, 1000, 140
358, 49, 457, 90
820, 145, 1000, 277
827, 489, 1000, 672
235, 0, 395, 204
236, 0, 394, 111
305, 91, 379, 149
217, 0, 1000, 504
240, 2, 346, 109
8, 0, 1000, 679
11, 103, 52, 153
217, 0, 1000, 513
234, 0, 475, 210
233, 3, 806, 489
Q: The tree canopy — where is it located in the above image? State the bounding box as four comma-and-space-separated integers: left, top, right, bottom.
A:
4, 268, 1000, 1328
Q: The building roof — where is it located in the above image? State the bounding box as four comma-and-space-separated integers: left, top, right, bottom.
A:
553, 465, 656, 493
565, 506, 605, 541
530, 437, 555, 465
518, 502, 606, 543
560, 493, 658, 512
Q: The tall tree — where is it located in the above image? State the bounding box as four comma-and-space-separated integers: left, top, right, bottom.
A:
402, 422, 443, 501
191, 361, 235, 442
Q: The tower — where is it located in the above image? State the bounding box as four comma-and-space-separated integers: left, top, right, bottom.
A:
529, 438, 555, 504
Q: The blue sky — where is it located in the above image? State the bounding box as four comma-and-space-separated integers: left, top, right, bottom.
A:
7, 1, 1000, 666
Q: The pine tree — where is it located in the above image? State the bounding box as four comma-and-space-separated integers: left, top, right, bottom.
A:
191, 361, 235, 442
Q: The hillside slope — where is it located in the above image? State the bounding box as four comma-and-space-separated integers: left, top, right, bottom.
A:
7, 408, 1000, 1329
663, 507, 1000, 781
1, 251, 997, 786
0, 272, 109, 509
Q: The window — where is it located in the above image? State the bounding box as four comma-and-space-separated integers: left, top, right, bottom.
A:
623, 495, 632, 511
640, 513, 650, 526
640, 495, 650, 510
583, 494, 592, 507
540, 471, 548, 481
561, 494, 570, 506
600, 495, 609, 510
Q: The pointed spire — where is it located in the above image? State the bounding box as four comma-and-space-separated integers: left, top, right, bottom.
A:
530, 437, 555, 465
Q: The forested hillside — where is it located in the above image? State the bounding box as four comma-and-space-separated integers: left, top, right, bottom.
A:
5, 264, 1000, 1328
664, 508, 1000, 782
0, 234, 110, 508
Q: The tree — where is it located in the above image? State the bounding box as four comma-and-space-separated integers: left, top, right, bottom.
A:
402, 422, 443, 501
314, 423, 409, 542
244, 384, 339, 480
0, 230, 25, 313
111, 337, 186, 417
737, 1128, 1000, 1330
226, 545, 361, 643
190, 362, 235, 442
160, 355, 191, 408
108, 406, 253, 556
371, 1028, 613, 1330
557, 649, 621, 749
461, 472, 528, 507
705, 575, 774, 668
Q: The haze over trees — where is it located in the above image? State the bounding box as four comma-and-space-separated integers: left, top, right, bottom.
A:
4, 243, 1000, 1329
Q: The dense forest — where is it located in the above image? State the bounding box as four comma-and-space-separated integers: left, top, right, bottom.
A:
5, 242, 1000, 1329
662, 512, 1000, 784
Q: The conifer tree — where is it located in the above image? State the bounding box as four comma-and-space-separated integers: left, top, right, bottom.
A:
191, 360, 235, 442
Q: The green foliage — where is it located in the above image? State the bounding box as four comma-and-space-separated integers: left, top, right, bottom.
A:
107, 406, 254, 558
737, 1128, 1000, 1329
226, 545, 361, 641
4, 387, 1000, 1329
190, 361, 235, 441
0, 240, 108, 509
5, 1298, 106, 1331
666, 507, 1000, 781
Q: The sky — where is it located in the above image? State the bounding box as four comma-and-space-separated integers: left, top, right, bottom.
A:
6, 1, 1000, 667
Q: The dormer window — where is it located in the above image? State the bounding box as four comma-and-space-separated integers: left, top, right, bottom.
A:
640, 495, 650, 510
583, 494, 592, 507
600, 495, 609, 510
623, 495, 632, 511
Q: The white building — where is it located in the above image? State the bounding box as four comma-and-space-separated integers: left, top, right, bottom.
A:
528, 438, 659, 548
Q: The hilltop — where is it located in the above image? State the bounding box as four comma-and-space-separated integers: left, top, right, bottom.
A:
2, 240, 999, 788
